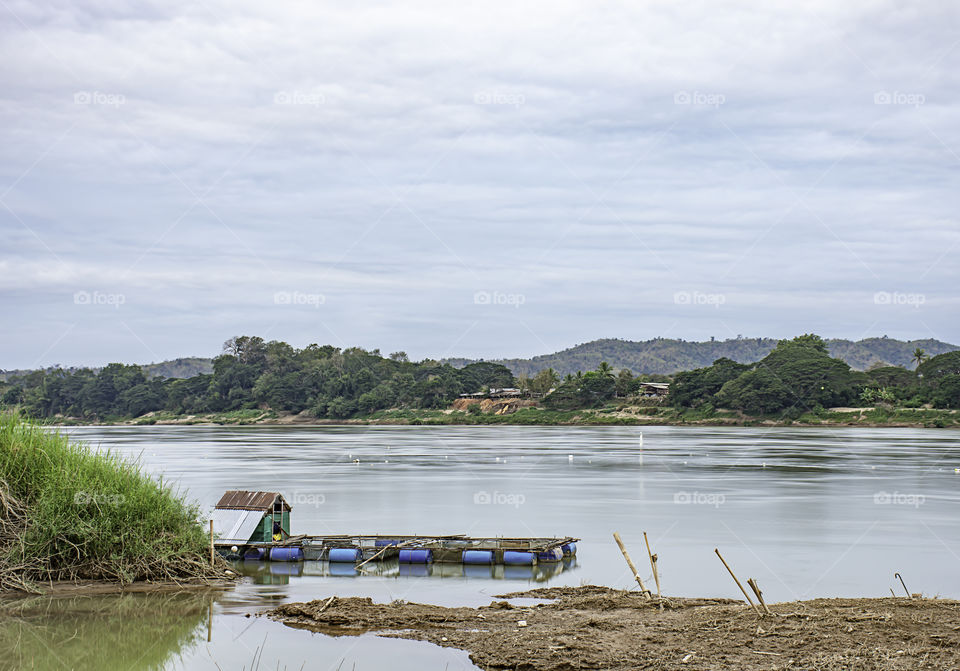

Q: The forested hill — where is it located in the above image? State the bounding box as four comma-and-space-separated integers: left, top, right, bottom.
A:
1, 357, 213, 382
446, 337, 959, 377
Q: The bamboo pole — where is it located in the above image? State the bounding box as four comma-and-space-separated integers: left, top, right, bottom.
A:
714, 548, 761, 617
209, 519, 215, 566
747, 578, 772, 616
613, 532, 651, 598
643, 532, 661, 598
356, 538, 424, 569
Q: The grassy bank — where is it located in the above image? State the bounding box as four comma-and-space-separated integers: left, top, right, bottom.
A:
0, 412, 230, 592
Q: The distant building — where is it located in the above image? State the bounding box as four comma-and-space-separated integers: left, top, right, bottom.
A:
636, 382, 670, 398
459, 387, 524, 399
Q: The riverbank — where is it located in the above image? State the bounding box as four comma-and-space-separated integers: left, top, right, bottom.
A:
268, 586, 960, 670
40, 405, 960, 429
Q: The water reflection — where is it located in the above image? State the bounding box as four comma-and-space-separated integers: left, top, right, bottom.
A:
232, 557, 577, 584
0, 591, 214, 671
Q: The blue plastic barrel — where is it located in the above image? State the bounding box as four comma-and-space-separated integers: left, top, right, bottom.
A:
503, 550, 535, 565
375, 539, 400, 547
328, 547, 362, 563
537, 548, 564, 562
462, 550, 494, 564
269, 547, 304, 562
243, 548, 266, 561
561, 542, 577, 556
398, 549, 433, 563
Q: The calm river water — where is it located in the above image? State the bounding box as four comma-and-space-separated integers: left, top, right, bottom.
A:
3, 425, 958, 670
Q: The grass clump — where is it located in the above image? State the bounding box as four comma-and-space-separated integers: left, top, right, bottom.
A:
0, 412, 230, 592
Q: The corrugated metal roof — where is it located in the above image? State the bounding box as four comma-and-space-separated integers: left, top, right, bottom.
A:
211, 508, 264, 545
215, 490, 290, 511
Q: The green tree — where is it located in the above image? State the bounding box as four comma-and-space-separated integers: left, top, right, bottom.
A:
615, 368, 634, 397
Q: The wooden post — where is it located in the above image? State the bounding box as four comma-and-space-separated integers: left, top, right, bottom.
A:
747, 578, 772, 616
209, 519, 215, 566
714, 548, 761, 617
613, 532, 651, 598
643, 532, 661, 599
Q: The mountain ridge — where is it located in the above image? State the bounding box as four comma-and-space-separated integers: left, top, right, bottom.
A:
444, 337, 958, 377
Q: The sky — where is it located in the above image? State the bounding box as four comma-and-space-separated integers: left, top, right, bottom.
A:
1, 0, 958, 369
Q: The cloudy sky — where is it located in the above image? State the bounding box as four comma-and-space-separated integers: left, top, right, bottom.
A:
1, 1, 958, 368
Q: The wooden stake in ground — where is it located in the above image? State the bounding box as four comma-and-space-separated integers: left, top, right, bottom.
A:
643, 531, 661, 598
714, 548, 761, 617
209, 519, 215, 566
613, 532, 651, 598
747, 578, 772, 615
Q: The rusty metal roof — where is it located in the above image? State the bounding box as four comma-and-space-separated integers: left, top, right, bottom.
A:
215, 490, 291, 511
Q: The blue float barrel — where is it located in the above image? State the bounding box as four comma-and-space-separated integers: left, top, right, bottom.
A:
243, 548, 266, 561
561, 542, 577, 556
503, 550, 535, 565
398, 549, 433, 563
269, 547, 304, 562
375, 539, 400, 547
328, 548, 362, 563
537, 548, 564, 562
462, 550, 494, 564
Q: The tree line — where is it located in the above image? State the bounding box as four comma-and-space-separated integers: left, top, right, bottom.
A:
1, 334, 957, 421
669, 334, 960, 415
0, 337, 516, 420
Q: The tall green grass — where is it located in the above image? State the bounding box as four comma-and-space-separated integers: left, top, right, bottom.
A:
0, 412, 226, 589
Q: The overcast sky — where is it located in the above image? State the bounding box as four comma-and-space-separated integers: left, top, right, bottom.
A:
1, 1, 958, 369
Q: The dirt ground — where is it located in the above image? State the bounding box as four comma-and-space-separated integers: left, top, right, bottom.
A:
267, 586, 960, 670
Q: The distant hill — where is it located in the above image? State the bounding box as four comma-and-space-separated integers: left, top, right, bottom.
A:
446, 337, 959, 377
1, 356, 213, 382
141, 357, 214, 379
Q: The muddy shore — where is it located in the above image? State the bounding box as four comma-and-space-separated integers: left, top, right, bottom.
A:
267, 586, 960, 670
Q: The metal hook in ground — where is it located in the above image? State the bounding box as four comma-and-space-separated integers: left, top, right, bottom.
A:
894, 572, 910, 598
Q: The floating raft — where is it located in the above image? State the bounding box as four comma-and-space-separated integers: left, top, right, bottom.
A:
211, 490, 578, 567
221, 534, 579, 566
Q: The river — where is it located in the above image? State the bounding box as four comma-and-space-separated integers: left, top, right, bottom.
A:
3, 425, 958, 670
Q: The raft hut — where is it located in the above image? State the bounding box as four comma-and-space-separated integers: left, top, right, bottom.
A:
211, 490, 578, 566
212, 490, 291, 548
